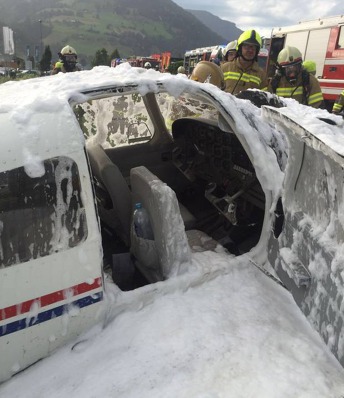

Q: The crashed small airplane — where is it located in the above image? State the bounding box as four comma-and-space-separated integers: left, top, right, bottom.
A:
0, 64, 343, 383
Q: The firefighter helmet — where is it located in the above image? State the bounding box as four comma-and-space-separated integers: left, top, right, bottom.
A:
277, 46, 303, 82
60, 45, 77, 56
144, 62, 151, 69
223, 40, 237, 57
277, 46, 302, 66
190, 61, 224, 89
177, 66, 186, 74
302, 60, 316, 76
237, 30, 262, 51
58, 45, 78, 72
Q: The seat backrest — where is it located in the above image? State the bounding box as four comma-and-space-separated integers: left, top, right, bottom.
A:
87, 144, 131, 246
130, 166, 191, 282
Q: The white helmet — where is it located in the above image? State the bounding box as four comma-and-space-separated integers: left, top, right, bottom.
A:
277, 46, 303, 82
144, 62, 151, 69
60, 45, 77, 56
177, 66, 186, 74
277, 46, 302, 66
222, 40, 237, 57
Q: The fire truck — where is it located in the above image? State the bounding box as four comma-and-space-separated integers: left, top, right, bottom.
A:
111, 52, 171, 72
183, 45, 222, 75
183, 39, 270, 75
267, 15, 344, 110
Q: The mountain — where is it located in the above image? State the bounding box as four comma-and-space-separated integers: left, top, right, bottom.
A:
0, 0, 230, 65
187, 10, 242, 43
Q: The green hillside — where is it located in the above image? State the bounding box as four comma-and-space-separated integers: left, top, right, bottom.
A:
0, 0, 228, 65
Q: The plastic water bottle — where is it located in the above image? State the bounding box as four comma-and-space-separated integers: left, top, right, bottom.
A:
133, 202, 154, 240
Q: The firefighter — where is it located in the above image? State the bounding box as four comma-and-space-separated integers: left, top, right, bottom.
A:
52, 45, 81, 75
221, 30, 268, 95
302, 60, 317, 76
211, 46, 224, 66
222, 40, 237, 63
332, 90, 344, 114
268, 46, 324, 108
190, 61, 224, 89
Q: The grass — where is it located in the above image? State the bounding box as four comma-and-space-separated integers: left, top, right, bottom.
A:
44, 10, 173, 59
0, 74, 41, 84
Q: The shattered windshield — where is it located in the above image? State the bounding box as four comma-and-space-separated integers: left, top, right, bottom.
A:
74, 93, 153, 147
74, 89, 220, 147
156, 92, 219, 132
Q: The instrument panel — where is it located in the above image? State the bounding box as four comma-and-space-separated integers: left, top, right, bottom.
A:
171, 118, 265, 222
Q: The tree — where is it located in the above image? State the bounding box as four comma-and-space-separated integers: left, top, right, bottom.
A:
39, 45, 52, 73
92, 48, 110, 67
109, 49, 121, 62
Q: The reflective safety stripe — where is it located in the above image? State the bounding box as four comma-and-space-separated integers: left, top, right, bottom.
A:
223, 71, 262, 86
223, 71, 241, 80
333, 103, 343, 112
276, 86, 323, 105
275, 87, 303, 97
308, 92, 323, 105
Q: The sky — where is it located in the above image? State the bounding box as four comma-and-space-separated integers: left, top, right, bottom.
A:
173, 0, 343, 37
0, 65, 344, 396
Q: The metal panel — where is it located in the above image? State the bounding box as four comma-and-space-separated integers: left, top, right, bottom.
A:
272, 15, 344, 35
284, 31, 309, 55
265, 106, 344, 368
304, 28, 331, 77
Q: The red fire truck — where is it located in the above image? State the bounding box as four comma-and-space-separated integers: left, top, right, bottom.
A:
183, 45, 221, 75
183, 40, 270, 75
111, 52, 171, 72
267, 15, 344, 110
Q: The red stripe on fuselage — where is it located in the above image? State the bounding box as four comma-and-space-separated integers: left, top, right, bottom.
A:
0, 277, 102, 321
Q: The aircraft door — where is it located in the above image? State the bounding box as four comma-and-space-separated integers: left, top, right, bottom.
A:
266, 109, 344, 368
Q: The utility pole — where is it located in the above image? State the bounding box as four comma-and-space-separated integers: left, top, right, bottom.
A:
38, 19, 43, 59
38, 19, 43, 73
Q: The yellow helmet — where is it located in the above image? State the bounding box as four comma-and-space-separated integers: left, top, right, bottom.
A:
302, 60, 316, 75
237, 30, 262, 51
60, 45, 77, 56
277, 46, 302, 66
190, 61, 224, 89
177, 66, 186, 74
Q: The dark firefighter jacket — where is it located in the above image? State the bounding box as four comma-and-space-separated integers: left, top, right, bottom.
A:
267, 72, 324, 108
221, 58, 268, 95
52, 61, 81, 75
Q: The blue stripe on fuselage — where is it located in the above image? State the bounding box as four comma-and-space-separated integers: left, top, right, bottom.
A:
0, 292, 103, 337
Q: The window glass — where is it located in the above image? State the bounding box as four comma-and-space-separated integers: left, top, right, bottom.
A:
74, 94, 153, 147
156, 92, 219, 132
0, 157, 87, 268
337, 26, 344, 49
258, 55, 267, 70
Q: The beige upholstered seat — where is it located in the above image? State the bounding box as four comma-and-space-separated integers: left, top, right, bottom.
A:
130, 166, 220, 283
87, 144, 132, 246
